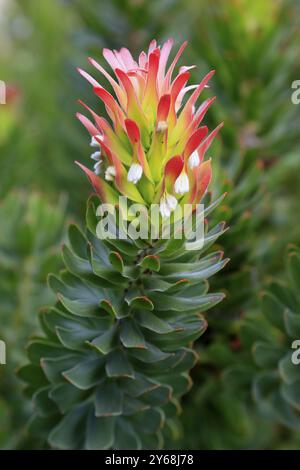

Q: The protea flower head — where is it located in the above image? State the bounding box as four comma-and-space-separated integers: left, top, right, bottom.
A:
76, 39, 223, 218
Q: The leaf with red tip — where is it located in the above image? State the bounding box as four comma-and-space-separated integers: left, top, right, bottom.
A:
198, 123, 224, 160
148, 39, 157, 56
168, 72, 191, 127
163, 155, 184, 193
140, 255, 160, 272
102, 48, 121, 71
186, 70, 215, 111
157, 94, 171, 122
88, 57, 126, 109
128, 296, 154, 311
174, 70, 215, 134
75, 161, 118, 204
76, 113, 100, 137
164, 155, 184, 181
106, 157, 146, 204
115, 68, 148, 133
163, 41, 188, 91
77, 68, 100, 87
78, 99, 106, 134
79, 100, 131, 165
109, 251, 124, 272
115, 68, 137, 102
192, 97, 217, 130
118, 47, 137, 69
125, 119, 140, 144
196, 159, 213, 203
170, 72, 190, 102
157, 38, 174, 85
183, 126, 208, 160
184, 157, 212, 205
143, 50, 160, 111
93, 86, 125, 127
125, 119, 152, 181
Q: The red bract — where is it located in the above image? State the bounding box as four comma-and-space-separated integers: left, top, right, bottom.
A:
76, 39, 223, 216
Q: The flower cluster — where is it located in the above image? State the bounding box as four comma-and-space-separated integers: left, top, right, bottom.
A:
76, 39, 222, 217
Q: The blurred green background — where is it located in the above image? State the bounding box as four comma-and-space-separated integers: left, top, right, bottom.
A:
0, 0, 300, 449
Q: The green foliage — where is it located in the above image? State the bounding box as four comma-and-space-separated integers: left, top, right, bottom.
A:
0, 191, 65, 448
19, 196, 226, 449
180, 246, 300, 449
177, 0, 300, 449
68, 0, 182, 53
0, 0, 300, 451
242, 246, 300, 430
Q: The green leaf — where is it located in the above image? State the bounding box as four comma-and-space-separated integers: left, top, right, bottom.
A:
114, 419, 141, 450
56, 322, 108, 350
63, 356, 104, 389
128, 296, 154, 311
132, 408, 164, 435
279, 354, 300, 385
85, 411, 115, 450
271, 390, 300, 430
288, 252, 300, 296
268, 281, 297, 312
252, 371, 279, 419
32, 386, 58, 417
120, 319, 146, 349
130, 343, 172, 363
284, 309, 300, 337
140, 255, 160, 272
280, 381, 300, 411
150, 291, 224, 313
106, 350, 135, 379
122, 375, 157, 397
49, 383, 87, 414
48, 403, 88, 449
68, 224, 87, 258
27, 340, 65, 365
62, 244, 92, 276
203, 193, 227, 217
252, 341, 283, 368
164, 315, 207, 347
261, 291, 285, 330
89, 325, 118, 355
136, 311, 173, 334
17, 364, 48, 389
41, 355, 81, 383
185, 222, 227, 252
95, 380, 123, 416
99, 299, 118, 317
109, 251, 124, 272
141, 384, 171, 406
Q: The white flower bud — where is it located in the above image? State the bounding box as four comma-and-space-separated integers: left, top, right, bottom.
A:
127, 163, 143, 184
93, 160, 102, 175
90, 134, 103, 147
91, 151, 101, 161
157, 120, 168, 132
105, 165, 116, 181
160, 199, 171, 218
165, 193, 178, 211
174, 172, 189, 195
159, 193, 178, 218
188, 150, 200, 169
